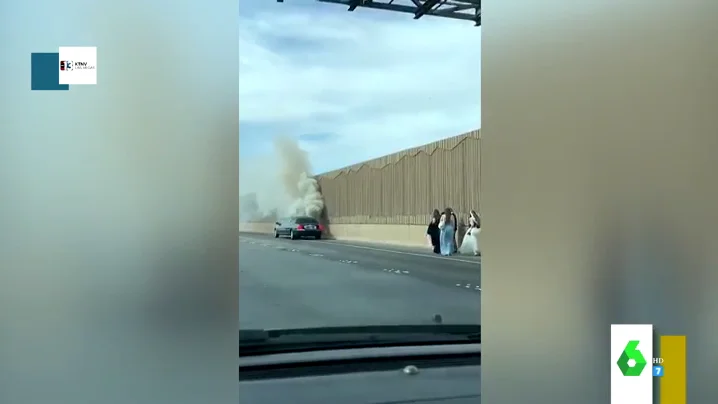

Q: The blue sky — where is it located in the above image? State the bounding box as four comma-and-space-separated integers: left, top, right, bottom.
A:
239, 0, 482, 175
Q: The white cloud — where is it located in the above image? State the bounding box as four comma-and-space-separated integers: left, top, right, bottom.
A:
239, 6, 481, 174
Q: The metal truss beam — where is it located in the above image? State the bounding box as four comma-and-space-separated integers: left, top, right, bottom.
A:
279, 0, 481, 26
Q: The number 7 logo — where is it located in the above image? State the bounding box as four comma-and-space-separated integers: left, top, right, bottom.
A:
653, 365, 664, 377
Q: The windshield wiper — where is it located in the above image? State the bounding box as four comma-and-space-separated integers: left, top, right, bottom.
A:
239, 324, 480, 356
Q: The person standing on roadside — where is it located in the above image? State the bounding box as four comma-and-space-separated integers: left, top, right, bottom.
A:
450, 208, 459, 253
459, 210, 481, 256
426, 209, 441, 254
438, 207, 456, 256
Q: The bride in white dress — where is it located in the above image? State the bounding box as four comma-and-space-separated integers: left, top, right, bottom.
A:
459, 210, 481, 256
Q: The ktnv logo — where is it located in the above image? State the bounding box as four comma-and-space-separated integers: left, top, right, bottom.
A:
60, 61, 93, 71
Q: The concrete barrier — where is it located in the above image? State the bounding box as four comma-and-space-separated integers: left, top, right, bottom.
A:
238, 222, 430, 248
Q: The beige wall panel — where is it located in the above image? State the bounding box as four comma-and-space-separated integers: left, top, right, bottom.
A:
284, 130, 482, 225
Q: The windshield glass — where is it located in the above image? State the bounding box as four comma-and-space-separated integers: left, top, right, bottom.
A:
238, 3, 481, 341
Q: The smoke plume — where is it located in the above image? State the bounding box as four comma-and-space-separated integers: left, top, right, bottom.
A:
239, 135, 324, 222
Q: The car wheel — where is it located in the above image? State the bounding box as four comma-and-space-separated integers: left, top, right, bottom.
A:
274, 230, 279, 238
315, 234, 322, 240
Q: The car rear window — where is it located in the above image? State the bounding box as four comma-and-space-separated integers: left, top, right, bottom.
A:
295, 217, 318, 224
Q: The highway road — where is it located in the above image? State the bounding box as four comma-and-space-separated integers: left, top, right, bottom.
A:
239, 232, 481, 330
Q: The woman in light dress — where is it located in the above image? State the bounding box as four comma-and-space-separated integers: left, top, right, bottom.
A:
459, 210, 481, 256
438, 207, 456, 256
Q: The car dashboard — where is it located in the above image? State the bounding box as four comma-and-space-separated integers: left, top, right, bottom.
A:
239, 343, 481, 404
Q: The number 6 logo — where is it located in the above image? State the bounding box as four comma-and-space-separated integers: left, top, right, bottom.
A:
617, 340, 648, 376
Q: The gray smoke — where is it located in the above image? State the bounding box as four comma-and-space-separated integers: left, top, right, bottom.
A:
239, 135, 324, 222
288, 172, 324, 218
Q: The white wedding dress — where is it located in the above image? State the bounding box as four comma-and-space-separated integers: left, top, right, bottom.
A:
459, 226, 480, 256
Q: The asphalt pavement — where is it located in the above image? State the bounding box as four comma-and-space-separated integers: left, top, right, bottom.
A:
239, 232, 481, 330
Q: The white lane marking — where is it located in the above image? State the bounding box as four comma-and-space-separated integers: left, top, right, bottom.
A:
317, 240, 479, 264
309, 253, 324, 257
383, 268, 410, 275
339, 260, 358, 264
456, 283, 482, 292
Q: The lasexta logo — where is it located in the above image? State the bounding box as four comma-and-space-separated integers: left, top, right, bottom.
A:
617, 340, 647, 376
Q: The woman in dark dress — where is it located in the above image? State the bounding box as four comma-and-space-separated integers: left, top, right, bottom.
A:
450, 208, 459, 253
426, 209, 441, 254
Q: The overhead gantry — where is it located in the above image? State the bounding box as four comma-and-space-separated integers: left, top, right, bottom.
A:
276, 0, 481, 26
